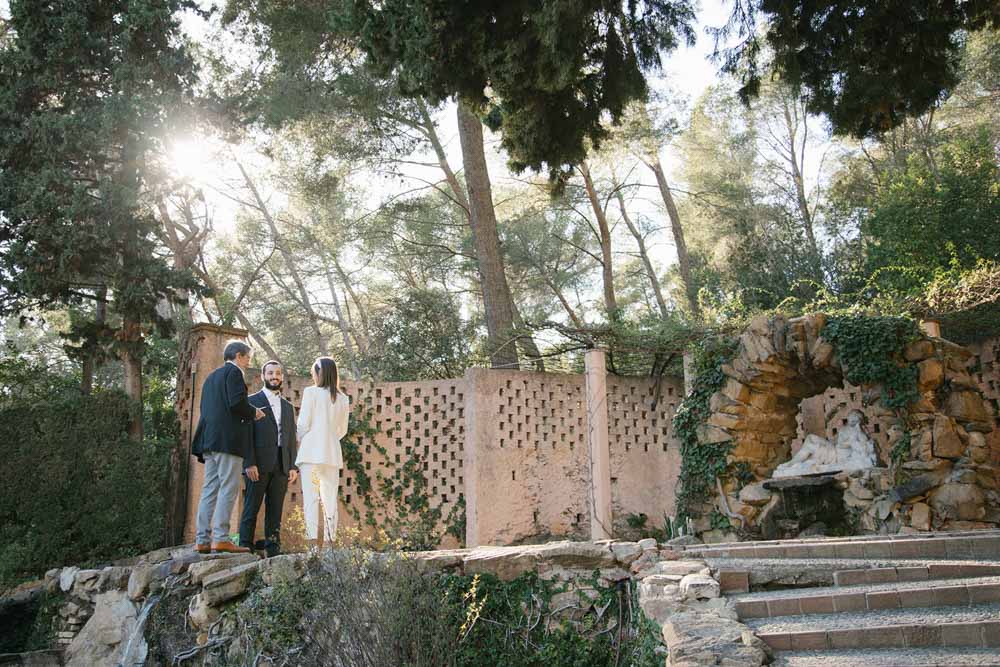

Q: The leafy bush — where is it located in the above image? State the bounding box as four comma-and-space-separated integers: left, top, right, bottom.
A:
0, 390, 169, 590
225, 550, 662, 667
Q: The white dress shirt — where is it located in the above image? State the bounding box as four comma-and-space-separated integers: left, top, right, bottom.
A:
265, 388, 282, 430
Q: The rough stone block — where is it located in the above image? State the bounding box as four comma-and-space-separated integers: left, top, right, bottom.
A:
905, 340, 935, 362
679, 573, 720, 600
945, 391, 991, 424
200, 562, 260, 606
932, 415, 965, 459
910, 502, 932, 531
610, 542, 642, 565
187, 593, 219, 630
637, 538, 657, 552
187, 553, 258, 585
929, 483, 986, 522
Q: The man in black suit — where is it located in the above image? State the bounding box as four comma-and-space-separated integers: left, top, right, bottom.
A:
192, 340, 266, 554
239, 360, 299, 557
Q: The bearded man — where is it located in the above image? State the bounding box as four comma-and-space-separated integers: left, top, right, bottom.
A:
238, 360, 299, 557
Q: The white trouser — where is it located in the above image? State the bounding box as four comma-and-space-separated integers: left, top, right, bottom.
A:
299, 463, 340, 541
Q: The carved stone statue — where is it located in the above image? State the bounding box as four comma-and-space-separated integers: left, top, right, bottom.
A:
774, 410, 877, 478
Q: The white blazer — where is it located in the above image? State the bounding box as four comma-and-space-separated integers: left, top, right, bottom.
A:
295, 385, 349, 468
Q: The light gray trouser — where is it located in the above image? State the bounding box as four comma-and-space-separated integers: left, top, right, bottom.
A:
195, 451, 244, 544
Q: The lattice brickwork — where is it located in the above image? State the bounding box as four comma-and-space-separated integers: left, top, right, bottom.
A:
792, 337, 1000, 464
969, 337, 1000, 421
791, 383, 898, 464
464, 370, 592, 544
257, 374, 467, 547
606, 376, 684, 534
464, 370, 685, 545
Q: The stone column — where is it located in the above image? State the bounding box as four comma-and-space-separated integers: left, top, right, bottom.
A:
920, 320, 942, 337
462, 368, 490, 548
181, 324, 252, 544
585, 349, 613, 540
682, 350, 696, 396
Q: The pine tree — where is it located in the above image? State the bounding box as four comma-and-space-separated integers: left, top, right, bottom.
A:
0, 0, 201, 438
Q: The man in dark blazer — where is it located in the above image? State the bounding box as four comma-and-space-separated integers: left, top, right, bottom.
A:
192, 340, 265, 554
239, 360, 299, 557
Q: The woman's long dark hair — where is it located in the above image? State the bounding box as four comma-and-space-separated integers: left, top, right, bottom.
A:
313, 356, 341, 401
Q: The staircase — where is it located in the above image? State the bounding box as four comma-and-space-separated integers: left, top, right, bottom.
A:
677, 531, 1000, 666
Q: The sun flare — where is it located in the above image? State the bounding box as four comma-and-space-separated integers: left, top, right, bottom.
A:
168, 137, 218, 184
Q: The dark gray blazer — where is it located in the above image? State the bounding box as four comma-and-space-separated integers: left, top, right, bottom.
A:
191, 362, 256, 462
246, 390, 298, 474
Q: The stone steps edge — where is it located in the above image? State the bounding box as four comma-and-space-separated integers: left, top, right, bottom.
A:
735, 581, 1000, 619
759, 619, 1000, 651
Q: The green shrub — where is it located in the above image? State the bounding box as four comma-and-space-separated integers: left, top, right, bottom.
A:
224, 550, 662, 667
0, 390, 169, 590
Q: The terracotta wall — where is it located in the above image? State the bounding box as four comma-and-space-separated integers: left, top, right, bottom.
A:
178, 324, 685, 548
179, 324, 467, 546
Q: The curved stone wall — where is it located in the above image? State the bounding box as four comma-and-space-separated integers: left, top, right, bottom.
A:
699, 314, 999, 536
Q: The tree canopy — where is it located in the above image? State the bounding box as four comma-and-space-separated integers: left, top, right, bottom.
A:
715, 0, 1000, 138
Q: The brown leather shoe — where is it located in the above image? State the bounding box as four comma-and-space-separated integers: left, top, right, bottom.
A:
194, 543, 211, 554
211, 541, 250, 554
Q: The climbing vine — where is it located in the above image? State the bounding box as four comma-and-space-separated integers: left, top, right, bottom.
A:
672, 338, 737, 524
341, 409, 385, 516
821, 316, 921, 409
340, 405, 461, 550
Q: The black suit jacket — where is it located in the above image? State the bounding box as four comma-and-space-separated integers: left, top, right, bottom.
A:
191, 362, 256, 462
246, 390, 298, 474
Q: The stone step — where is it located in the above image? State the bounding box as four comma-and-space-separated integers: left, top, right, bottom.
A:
680, 529, 1000, 553
747, 602, 1000, 650
773, 647, 1000, 666
690, 533, 1000, 561
833, 563, 1000, 586
732, 576, 1000, 619
708, 558, 1000, 591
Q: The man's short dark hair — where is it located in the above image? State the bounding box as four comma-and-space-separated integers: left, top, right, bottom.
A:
223, 340, 252, 361
261, 360, 282, 375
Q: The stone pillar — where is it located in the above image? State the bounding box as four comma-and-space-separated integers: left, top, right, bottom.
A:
181, 324, 252, 544
682, 350, 696, 396
920, 320, 942, 338
585, 349, 613, 541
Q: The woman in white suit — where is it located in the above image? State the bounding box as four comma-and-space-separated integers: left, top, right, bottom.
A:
295, 356, 350, 545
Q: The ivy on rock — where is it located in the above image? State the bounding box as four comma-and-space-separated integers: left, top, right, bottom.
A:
672, 339, 736, 525
822, 315, 921, 409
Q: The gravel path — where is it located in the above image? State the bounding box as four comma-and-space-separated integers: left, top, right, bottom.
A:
730, 574, 1000, 603
773, 647, 1000, 666
746, 601, 1000, 634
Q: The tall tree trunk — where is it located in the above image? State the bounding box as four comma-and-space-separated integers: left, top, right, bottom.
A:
613, 184, 670, 318
456, 102, 519, 369
544, 276, 585, 328
417, 97, 470, 214
509, 291, 544, 371
122, 321, 144, 441
235, 158, 327, 355
423, 101, 545, 368
81, 288, 108, 394
780, 98, 823, 283
578, 162, 618, 320
648, 159, 701, 319
324, 268, 362, 380
330, 254, 370, 350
